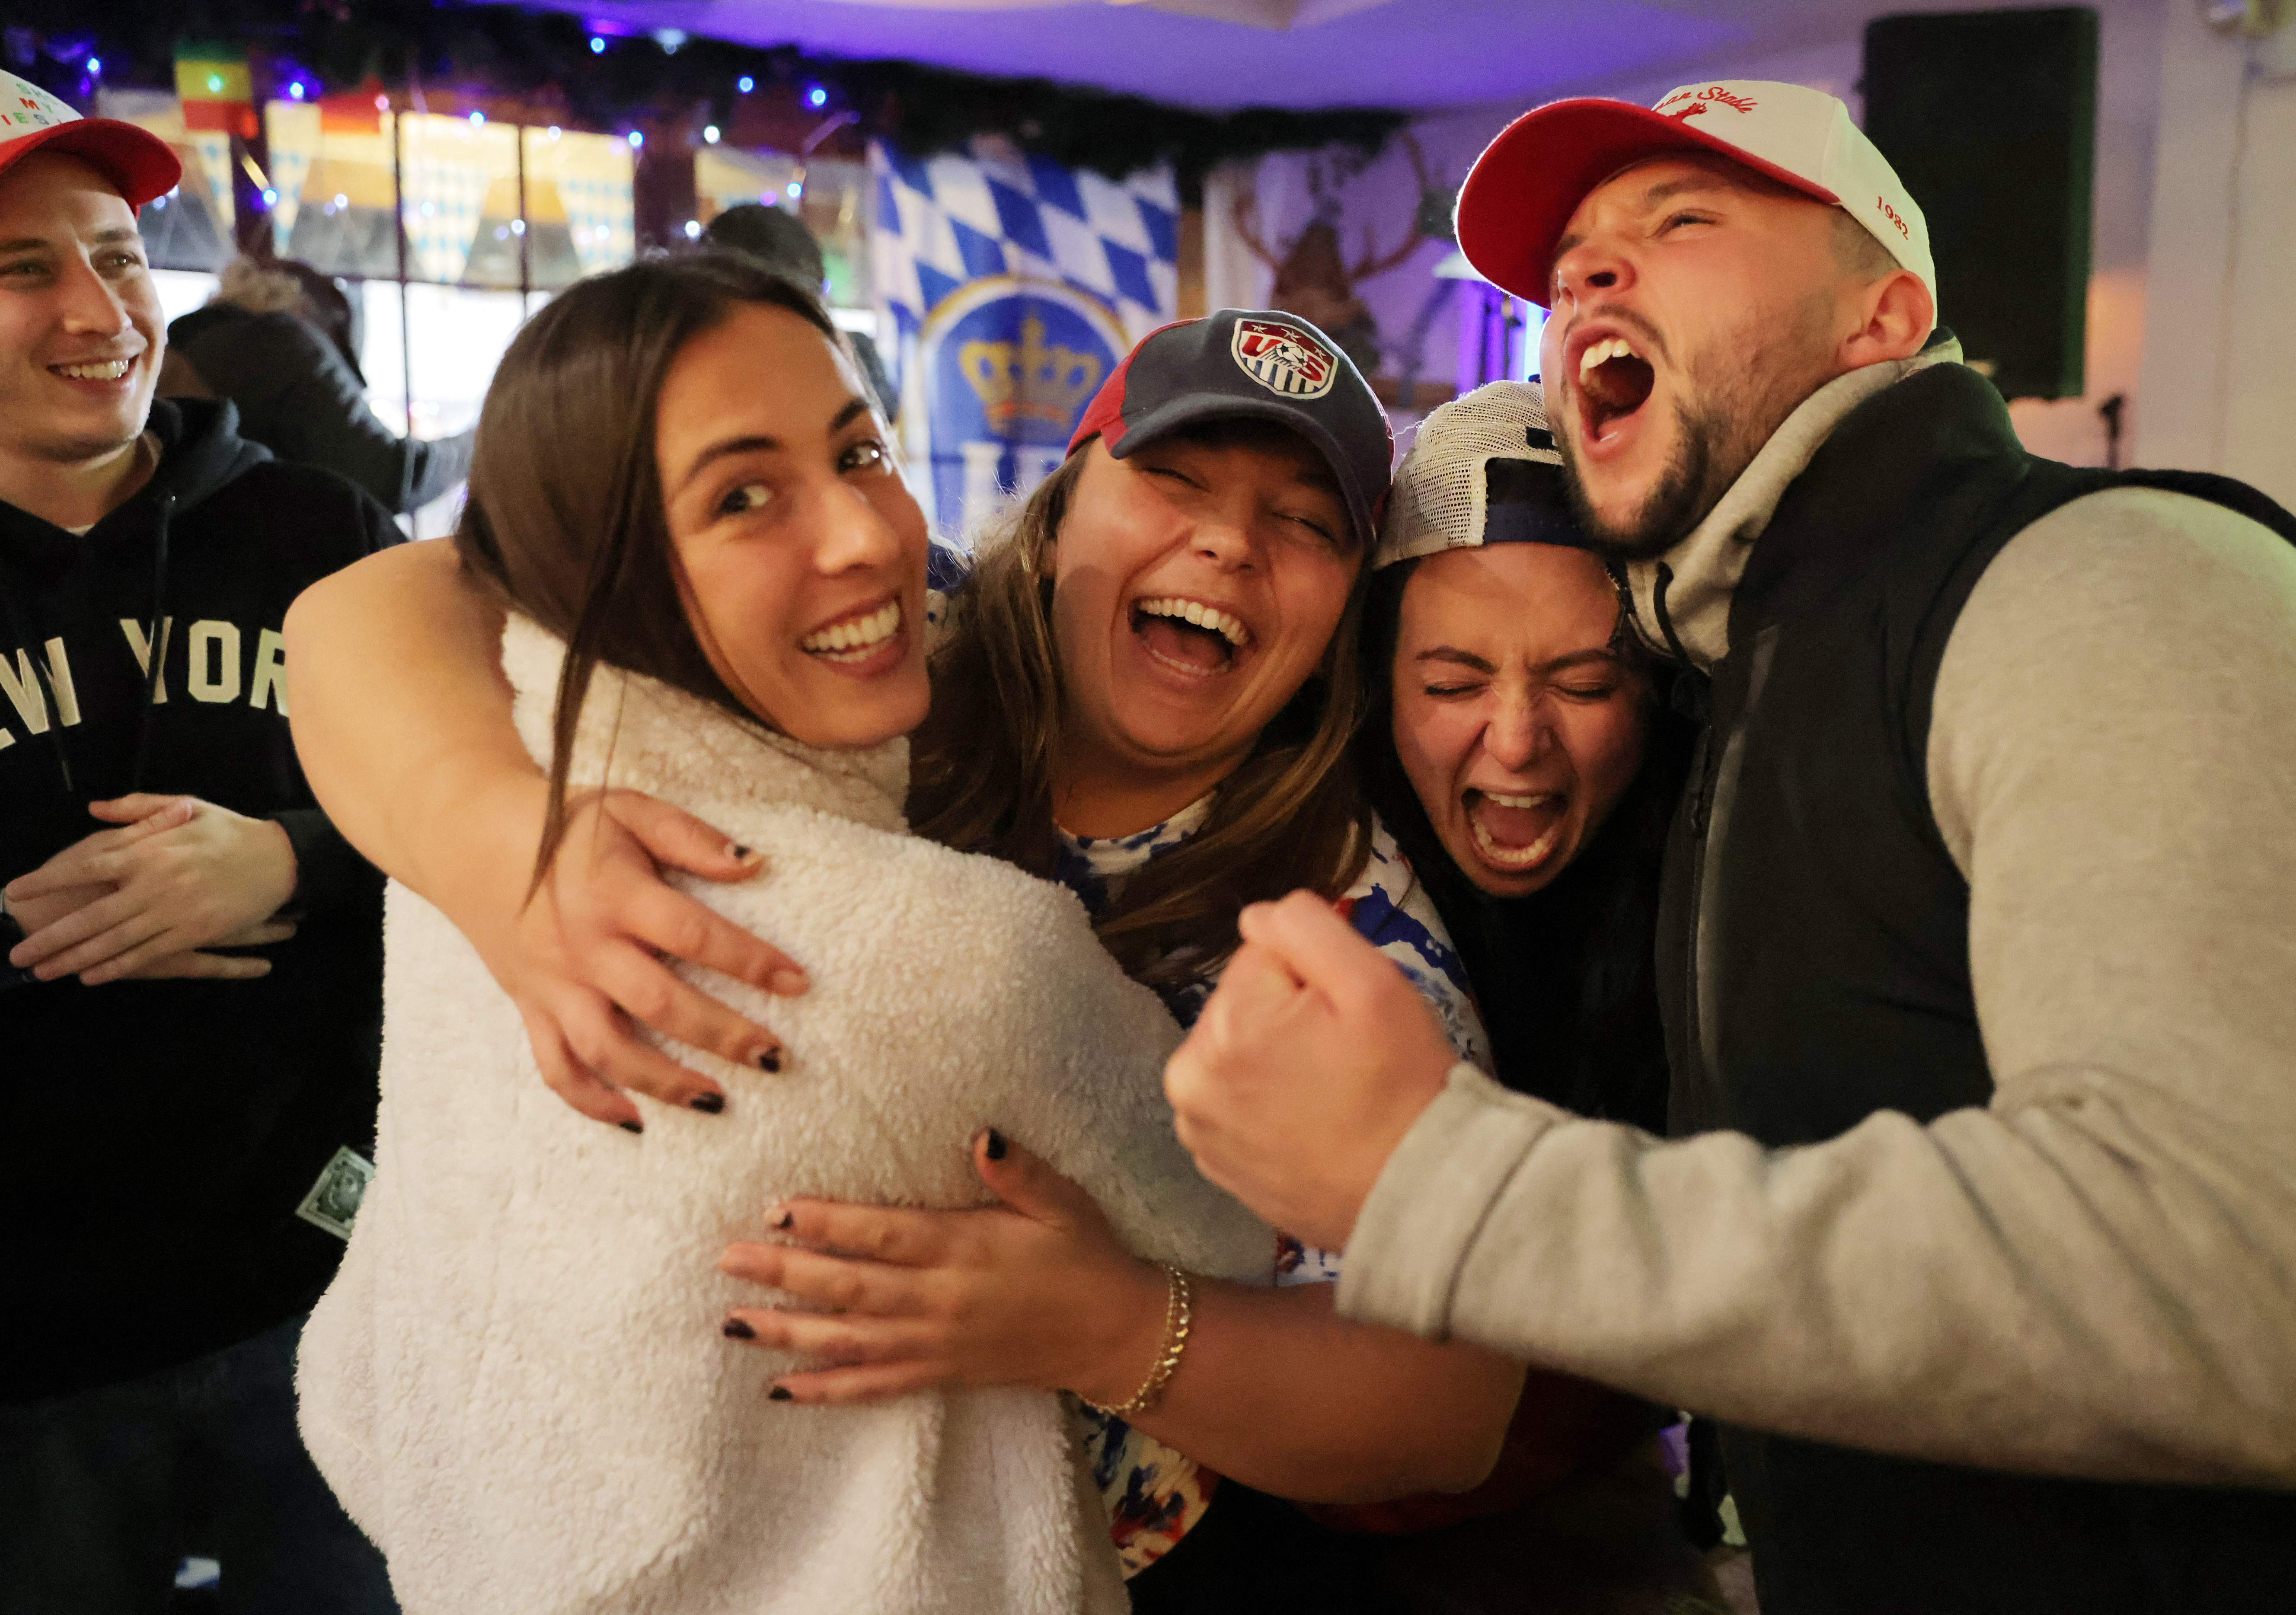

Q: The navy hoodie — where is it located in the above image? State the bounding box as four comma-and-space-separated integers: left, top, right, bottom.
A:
167, 301, 474, 515
0, 399, 396, 1401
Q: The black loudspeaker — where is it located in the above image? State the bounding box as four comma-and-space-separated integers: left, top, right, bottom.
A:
1862, 8, 2098, 400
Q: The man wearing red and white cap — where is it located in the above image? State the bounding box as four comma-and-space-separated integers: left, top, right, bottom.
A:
0, 72, 398, 1609
1167, 80, 2296, 1612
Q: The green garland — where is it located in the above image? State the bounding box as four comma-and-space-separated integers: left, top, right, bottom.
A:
7, 1, 1405, 193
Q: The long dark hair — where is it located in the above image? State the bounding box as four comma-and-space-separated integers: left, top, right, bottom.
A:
452, 253, 844, 887
1358, 555, 1694, 1130
908, 420, 1376, 989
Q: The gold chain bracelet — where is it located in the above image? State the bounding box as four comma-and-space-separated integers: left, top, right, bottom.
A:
1085, 1264, 1194, 1417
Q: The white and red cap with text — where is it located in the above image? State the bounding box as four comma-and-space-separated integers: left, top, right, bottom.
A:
0, 70, 181, 208
1455, 79, 1934, 313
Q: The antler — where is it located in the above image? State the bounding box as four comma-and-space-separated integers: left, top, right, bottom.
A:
1399, 128, 1436, 196
1229, 185, 1280, 270
1346, 131, 1437, 284
1351, 219, 1425, 284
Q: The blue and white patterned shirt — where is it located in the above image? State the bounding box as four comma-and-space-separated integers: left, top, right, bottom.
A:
925, 542, 1491, 1571
1052, 797, 1489, 1573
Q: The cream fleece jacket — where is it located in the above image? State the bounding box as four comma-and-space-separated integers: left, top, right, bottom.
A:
1336, 361, 2296, 1487
299, 617, 1271, 1615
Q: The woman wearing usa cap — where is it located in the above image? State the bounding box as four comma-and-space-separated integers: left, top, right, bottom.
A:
1236, 380, 1715, 1612
284, 307, 1527, 1605
706, 377, 1720, 1612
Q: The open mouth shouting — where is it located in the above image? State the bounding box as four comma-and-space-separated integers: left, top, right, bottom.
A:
1465, 787, 1568, 873
800, 596, 905, 672
1568, 328, 1657, 455
1130, 595, 1255, 679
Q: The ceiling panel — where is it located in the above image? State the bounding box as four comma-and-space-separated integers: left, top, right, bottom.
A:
524, 0, 1815, 111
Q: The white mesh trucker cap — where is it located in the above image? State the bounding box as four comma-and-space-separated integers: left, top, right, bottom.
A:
1376, 382, 1592, 571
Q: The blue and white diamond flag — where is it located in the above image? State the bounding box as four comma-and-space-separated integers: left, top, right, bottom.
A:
871, 135, 1181, 541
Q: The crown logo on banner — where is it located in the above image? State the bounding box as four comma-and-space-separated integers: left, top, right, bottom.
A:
958, 314, 1104, 438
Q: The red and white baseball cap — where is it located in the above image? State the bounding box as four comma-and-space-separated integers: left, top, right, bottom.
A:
1069, 309, 1393, 551
1456, 79, 1933, 311
0, 70, 182, 208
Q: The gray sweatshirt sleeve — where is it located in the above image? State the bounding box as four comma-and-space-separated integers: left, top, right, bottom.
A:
1335, 487, 2296, 1487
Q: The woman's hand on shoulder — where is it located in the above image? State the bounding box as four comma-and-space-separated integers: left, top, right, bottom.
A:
508, 789, 816, 1130
719, 1130, 1170, 1406
282, 539, 811, 1127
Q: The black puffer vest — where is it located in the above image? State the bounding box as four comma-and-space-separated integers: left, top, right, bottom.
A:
1654, 363, 2296, 1615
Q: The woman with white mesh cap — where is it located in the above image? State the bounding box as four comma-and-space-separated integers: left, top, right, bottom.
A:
1363, 380, 1698, 1131
1310, 380, 1720, 1611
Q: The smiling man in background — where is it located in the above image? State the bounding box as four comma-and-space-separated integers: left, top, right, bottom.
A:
0, 74, 397, 1610
1167, 80, 2296, 1613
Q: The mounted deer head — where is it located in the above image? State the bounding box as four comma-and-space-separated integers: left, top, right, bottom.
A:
1229, 131, 1442, 374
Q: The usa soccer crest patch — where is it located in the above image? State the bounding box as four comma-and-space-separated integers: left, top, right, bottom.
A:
1231, 318, 1337, 401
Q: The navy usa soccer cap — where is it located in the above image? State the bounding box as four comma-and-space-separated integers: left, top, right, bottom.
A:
1067, 309, 1392, 551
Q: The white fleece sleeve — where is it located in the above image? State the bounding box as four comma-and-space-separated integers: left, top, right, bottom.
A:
1335, 488, 2296, 1487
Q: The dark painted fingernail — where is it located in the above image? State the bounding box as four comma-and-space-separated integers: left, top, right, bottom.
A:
757, 1048, 782, 1073
772, 1210, 794, 1231
620, 1119, 645, 1135
690, 1092, 725, 1114
722, 1317, 755, 1340
984, 1127, 1008, 1161
768, 1385, 793, 1401
729, 843, 755, 861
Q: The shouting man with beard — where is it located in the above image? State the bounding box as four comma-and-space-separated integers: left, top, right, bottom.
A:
1165, 80, 2296, 1614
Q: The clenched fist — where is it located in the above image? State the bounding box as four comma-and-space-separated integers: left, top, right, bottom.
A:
1164, 890, 1458, 1251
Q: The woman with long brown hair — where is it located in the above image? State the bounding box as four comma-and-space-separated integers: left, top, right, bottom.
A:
285, 303, 1519, 1608
295, 255, 1273, 1612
